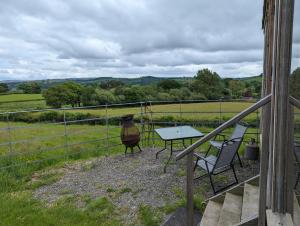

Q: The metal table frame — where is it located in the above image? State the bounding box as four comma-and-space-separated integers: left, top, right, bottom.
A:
155, 126, 204, 173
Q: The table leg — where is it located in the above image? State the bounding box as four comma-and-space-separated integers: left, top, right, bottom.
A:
164, 140, 173, 173
156, 141, 167, 159
182, 139, 187, 148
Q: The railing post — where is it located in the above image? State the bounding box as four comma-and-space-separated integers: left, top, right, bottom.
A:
186, 150, 194, 226
63, 110, 69, 160
256, 110, 259, 143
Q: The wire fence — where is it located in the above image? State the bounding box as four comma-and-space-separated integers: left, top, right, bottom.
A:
0, 99, 299, 171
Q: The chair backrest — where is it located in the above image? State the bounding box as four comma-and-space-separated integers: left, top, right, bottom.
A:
230, 123, 248, 141
213, 138, 242, 171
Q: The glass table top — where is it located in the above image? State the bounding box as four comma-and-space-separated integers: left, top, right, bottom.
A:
155, 126, 204, 141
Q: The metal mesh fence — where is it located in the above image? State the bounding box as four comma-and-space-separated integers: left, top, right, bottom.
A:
0, 99, 299, 170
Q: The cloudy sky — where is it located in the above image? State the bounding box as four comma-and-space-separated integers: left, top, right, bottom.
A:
0, 0, 299, 81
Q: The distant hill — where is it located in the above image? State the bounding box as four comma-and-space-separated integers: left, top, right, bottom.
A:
238, 75, 262, 83
2, 75, 262, 90
3, 76, 193, 90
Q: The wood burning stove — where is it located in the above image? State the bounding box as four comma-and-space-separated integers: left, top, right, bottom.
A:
120, 114, 142, 154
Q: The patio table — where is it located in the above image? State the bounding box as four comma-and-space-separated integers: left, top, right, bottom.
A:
155, 126, 204, 172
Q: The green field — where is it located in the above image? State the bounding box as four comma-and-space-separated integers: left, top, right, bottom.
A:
0, 94, 299, 225
0, 94, 46, 112
0, 94, 44, 102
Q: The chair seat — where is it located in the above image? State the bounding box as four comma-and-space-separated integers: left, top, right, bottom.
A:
196, 155, 217, 173
210, 140, 222, 149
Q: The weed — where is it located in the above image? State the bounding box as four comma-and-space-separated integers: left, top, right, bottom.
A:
138, 205, 162, 226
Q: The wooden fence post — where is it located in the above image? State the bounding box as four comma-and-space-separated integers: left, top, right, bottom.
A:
186, 151, 194, 226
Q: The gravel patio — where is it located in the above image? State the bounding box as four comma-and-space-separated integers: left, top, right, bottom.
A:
33, 148, 260, 224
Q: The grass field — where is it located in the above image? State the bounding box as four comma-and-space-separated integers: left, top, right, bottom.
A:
0, 94, 46, 112
0, 94, 44, 102
0, 119, 259, 225
0, 94, 299, 225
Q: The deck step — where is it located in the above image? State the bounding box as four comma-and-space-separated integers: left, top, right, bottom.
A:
266, 209, 293, 226
293, 194, 300, 226
200, 200, 223, 226
217, 192, 243, 226
241, 183, 259, 220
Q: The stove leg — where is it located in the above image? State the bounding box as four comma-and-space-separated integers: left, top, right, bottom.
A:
137, 144, 142, 152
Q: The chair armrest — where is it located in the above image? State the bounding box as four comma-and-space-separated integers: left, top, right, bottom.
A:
222, 137, 243, 146
213, 134, 227, 141
193, 152, 215, 165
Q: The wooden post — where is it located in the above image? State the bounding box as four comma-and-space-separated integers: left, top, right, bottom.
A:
270, 0, 294, 213
186, 151, 194, 226
259, 1, 275, 224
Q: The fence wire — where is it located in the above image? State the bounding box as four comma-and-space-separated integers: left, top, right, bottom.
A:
0, 99, 299, 171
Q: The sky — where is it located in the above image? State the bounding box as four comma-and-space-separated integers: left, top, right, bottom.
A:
0, 0, 299, 81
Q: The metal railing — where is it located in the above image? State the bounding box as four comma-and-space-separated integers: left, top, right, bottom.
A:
0, 98, 299, 171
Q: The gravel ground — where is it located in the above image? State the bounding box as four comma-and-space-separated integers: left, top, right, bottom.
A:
33, 148, 260, 224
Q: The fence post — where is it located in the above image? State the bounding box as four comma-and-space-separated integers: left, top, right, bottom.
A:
63, 111, 69, 160
150, 101, 155, 149
6, 113, 13, 154
105, 104, 109, 156
186, 150, 194, 226
219, 98, 222, 125
140, 102, 144, 145
180, 101, 182, 124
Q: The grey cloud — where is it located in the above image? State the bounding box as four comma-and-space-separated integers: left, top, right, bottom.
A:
0, 0, 298, 81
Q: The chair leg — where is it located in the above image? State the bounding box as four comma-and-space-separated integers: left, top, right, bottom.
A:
193, 158, 199, 172
137, 144, 142, 152
236, 153, 243, 167
125, 146, 128, 155
208, 173, 216, 194
232, 165, 239, 184
205, 145, 212, 157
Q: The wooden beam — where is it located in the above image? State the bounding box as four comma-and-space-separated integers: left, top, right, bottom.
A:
259, 1, 275, 225
290, 96, 300, 109
270, 0, 295, 213
176, 94, 271, 161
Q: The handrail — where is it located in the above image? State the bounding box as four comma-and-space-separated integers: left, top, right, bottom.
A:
289, 96, 300, 109
176, 94, 272, 161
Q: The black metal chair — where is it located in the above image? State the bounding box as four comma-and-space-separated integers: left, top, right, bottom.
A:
193, 138, 242, 194
205, 123, 247, 167
294, 142, 300, 189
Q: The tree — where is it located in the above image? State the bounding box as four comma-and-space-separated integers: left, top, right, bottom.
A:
43, 82, 83, 108
157, 79, 181, 90
228, 80, 245, 98
42, 86, 67, 108
191, 69, 224, 99
17, 82, 41, 94
0, 83, 9, 93
99, 80, 124, 89
81, 86, 98, 106
117, 86, 146, 102
61, 82, 83, 107
290, 67, 300, 99
95, 89, 117, 104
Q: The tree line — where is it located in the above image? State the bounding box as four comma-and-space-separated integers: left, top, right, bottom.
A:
1, 68, 299, 108
42, 68, 263, 108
